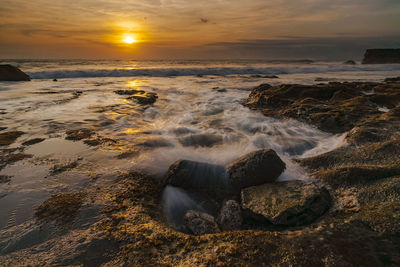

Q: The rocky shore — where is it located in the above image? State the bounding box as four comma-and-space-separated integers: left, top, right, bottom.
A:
1, 78, 400, 266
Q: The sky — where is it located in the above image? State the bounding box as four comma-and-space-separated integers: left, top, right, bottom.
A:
0, 0, 399, 60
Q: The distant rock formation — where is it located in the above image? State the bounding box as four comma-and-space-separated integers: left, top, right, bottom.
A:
0, 64, 31, 81
344, 60, 356, 65
362, 49, 400, 64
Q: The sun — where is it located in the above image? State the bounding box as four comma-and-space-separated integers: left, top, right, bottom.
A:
123, 36, 137, 44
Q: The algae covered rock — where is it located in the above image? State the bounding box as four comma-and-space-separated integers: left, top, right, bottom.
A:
66, 128, 94, 141
226, 149, 285, 190
127, 92, 158, 105
241, 180, 332, 226
183, 210, 220, 235
0, 65, 31, 81
217, 200, 242, 231
0, 131, 24, 146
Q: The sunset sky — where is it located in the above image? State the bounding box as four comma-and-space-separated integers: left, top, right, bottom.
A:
0, 0, 399, 59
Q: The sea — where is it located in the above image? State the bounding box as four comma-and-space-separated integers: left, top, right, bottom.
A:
0, 59, 400, 250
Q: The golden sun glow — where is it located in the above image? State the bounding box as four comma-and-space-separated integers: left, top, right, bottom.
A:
123, 36, 137, 44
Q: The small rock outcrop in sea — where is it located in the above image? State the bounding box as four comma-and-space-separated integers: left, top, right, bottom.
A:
362, 49, 400, 64
344, 60, 356, 65
0, 64, 31, 81
241, 181, 332, 226
217, 200, 242, 231
385, 77, 400, 83
183, 210, 220, 235
226, 149, 286, 190
250, 74, 279, 79
127, 92, 158, 105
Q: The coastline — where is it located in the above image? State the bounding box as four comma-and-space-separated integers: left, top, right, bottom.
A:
1, 78, 399, 265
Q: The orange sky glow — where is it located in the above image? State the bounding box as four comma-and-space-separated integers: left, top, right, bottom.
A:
0, 0, 399, 59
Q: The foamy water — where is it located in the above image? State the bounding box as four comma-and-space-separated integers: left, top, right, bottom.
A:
0, 59, 399, 240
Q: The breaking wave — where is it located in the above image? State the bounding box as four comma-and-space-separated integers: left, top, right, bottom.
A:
28, 64, 400, 79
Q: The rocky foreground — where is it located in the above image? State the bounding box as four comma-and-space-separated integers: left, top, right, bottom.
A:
1, 79, 400, 266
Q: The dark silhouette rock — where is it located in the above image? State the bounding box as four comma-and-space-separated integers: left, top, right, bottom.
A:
344, 60, 356, 65
226, 149, 286, 190
241, 181, 332, 226
217, 200, 242, 231
384, 77, 400, 83
183, 210, 220, 235
0, 65, 31, 81
362, 49, 400, 64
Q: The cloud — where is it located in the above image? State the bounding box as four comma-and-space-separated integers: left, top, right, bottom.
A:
0, 0, 399, 58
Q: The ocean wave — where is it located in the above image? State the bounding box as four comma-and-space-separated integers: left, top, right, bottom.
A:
27, 64, 400, 79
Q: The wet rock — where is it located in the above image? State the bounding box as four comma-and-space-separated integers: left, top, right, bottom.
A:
0, 131, 24, 146
183, 210, 220, 235
178, 133, 223, 147
127, 92, 158, 105
66, 128, 94, 141
50, 160, 79, 175
217, 200, 242, 231
241, 181, 332, 226
171, 127, 196, 136
22, 138, 45, 146
0, 175, 11, 183
0, 65, 31, 81
226, 149, 286, 190
0, 152, 32, 171
163, 160, 232, 200
344, 60, 356, 65
83, 139, 101, 146
136, 138, 173, 148
362, 49, 400, 64
116, 150, 138, 159
114, 89, 145, 95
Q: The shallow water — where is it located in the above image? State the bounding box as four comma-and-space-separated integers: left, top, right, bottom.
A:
0, 59, 399, 246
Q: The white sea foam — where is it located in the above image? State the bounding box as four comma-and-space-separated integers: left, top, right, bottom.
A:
26, 64, 400, 79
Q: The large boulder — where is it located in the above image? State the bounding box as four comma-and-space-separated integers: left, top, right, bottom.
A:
0, 65, 31, 81
241, 180, 332, 226
226, 149, 285, 190
362, 49, 400, 64
163, 160, 233, 200
183, 210, 220, 235
217, 200, 242, 231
